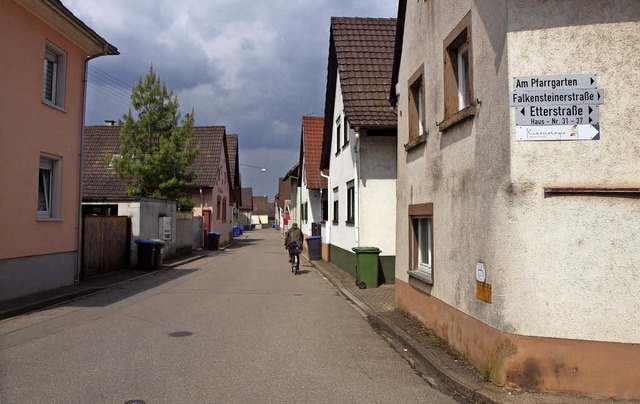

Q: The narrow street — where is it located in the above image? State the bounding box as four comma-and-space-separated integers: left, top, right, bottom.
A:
0, 230, 457, 403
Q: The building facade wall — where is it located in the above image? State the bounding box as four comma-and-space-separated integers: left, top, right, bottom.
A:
394, 0, 640, 398
0, 1, 90, 299
299, 161, 324, 239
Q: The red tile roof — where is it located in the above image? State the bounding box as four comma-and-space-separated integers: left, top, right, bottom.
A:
240, 187, 253, 210
301, 116, 327, 189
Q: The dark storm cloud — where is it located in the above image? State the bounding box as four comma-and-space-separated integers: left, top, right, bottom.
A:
66, 0, 397, 198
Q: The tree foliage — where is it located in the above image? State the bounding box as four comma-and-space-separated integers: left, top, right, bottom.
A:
112, 65, 199, 208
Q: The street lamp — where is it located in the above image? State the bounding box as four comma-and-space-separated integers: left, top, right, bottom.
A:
240, 163, 267, 172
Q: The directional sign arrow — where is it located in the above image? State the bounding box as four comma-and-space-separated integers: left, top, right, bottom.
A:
515, 104, 600, 126
510, 88, 605, 106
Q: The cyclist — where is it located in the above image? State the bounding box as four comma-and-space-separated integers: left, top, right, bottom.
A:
284, 222, 303, 270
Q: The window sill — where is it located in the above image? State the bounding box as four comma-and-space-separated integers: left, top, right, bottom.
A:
408, 270, 433, 285
37, 216, 63, 222
41, 99, 66, 112
332, 221, 339, 225
438, 104, 476, 132
345, 220, 354, 226
342, 142, 349, 150
404, 133, 427, 152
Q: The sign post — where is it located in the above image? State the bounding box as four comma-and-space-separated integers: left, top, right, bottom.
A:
511, 74, 603, 141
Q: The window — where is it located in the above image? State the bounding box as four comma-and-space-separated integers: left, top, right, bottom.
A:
441, 12, 475, 130
222, 198, 227, 221
346, 181, 355, 224
332, 187, 339, 224
38, 155, 61, 220
321, 198, 328, 222
216, 195, 221, 219
43, 43, 66, 108
343, 117, 349, 147
409, 204, 433, 283
407, 64, 427, 148
335, 116, 341, 154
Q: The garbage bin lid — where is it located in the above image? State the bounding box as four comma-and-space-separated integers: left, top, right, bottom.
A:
352, 247, 381, 253
135, 239, 155, 245
209, 232, 220, 235
306, 236, 322, 240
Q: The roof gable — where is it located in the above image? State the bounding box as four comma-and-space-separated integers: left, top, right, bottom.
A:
301, 116, 328, 189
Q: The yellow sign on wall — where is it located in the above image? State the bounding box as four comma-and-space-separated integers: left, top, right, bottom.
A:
476, 281, 492, 303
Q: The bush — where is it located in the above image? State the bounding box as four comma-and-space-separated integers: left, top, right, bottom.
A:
177, 196, 195, 212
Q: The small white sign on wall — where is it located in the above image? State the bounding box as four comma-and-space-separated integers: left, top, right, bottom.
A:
159, 216, 172, 240
476, 262, 486, 283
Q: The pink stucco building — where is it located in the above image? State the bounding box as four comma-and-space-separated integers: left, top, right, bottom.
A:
0, 0, 118, 300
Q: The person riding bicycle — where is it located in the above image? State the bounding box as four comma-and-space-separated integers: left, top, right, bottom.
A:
284, 222, 303, 263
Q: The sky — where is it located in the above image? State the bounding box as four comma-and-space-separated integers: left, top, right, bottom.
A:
66, 0, 398, 200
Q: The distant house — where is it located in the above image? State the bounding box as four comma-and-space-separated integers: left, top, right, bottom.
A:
319, 17, 397, 284
297, 116, 327, 250
251, 196, 271, 228
275, 176, 292, 232
226, 134, 242, 223
238, 187, 254, 226
0, 0, 118, 301
389, 0, 640, 399
83, 125, 234, 247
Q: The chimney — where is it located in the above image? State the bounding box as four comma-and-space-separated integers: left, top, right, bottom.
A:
104, 120, 116, 126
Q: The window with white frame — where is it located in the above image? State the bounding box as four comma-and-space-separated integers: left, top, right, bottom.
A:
38, 155, 61, 220
346, 180, 355, 224
441, 12, 475, 131
43, 43, 66, 108
408, 65, 426, 140
335, 116, 341, 154
343, 117, 349, 147
332, 187, 339, 224
409, 203, 433, 283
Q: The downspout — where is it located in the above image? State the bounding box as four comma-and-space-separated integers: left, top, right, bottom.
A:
76, 46, 110, 284
354, 127, 361, 248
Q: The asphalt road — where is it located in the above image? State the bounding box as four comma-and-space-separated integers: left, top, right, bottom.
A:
0, 230, 457, 403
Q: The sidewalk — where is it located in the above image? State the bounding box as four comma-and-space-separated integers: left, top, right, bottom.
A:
306, 254, 626, 404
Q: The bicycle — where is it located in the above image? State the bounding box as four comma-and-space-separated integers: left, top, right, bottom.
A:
287, 243, 301, 275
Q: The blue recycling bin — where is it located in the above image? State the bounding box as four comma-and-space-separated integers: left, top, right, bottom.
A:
239, 225, 244, 234
306, 236, 322, 260
208, 232, 220, 250
135, 239, 165, 271
233, 225, 239, 237
275, 224, 280, 230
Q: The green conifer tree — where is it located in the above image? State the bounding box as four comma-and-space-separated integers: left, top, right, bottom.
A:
112, 65, 199, 210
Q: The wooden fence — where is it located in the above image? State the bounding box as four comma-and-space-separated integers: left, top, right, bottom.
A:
82, 215, 131, 279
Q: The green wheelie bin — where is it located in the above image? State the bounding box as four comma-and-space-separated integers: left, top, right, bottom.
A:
352, 247, 381, 289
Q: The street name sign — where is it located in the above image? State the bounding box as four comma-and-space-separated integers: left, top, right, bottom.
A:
515, 105, 599, 126
513, 74, 597, 90
510, 88, 604, 106
515, 124, 600, 141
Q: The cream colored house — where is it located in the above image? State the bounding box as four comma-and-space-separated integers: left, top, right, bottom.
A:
390, 0, 640, 399
0, 0, 117, 301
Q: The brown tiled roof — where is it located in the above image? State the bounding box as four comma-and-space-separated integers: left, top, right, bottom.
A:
83, 125, 129, 199
190, 126, 227, 187
83, 125, 226, 199
301, 116, 327, 189
240, 187, 253, 210
227, 134, 238, 186
331, 17, 397, 127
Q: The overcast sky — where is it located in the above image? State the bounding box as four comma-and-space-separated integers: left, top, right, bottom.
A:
66, 0, 398, 200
